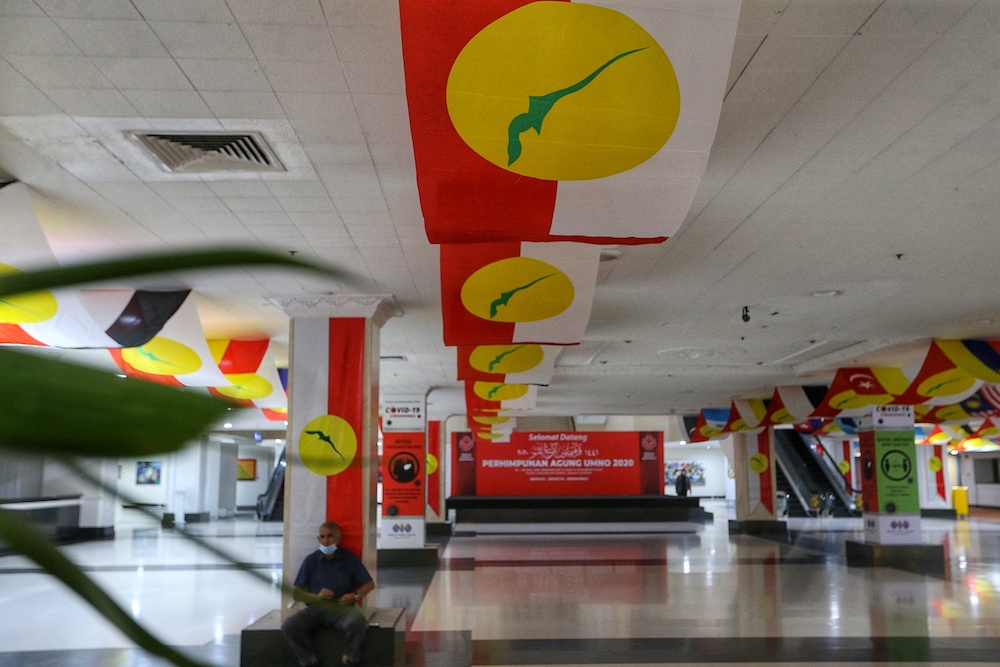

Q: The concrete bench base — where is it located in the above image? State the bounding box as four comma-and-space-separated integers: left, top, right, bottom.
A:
240, 607, 405, 667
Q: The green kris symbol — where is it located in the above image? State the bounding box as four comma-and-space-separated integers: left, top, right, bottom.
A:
506, 47, 647, 165
489, 274, 556, 319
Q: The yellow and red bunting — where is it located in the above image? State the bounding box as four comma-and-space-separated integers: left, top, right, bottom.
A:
721, 399, 768, 433
688, 407, 729, 443
207, 338, 288, 409
108, 295, 230, 388
890, 341, 982, 406
440, 241, 599, 346
456, 343, 559, 385
937, 339, 1000, 383
759, 385, 829, 427
400, 0, 739, 244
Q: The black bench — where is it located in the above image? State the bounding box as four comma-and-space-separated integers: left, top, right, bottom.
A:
240, 607, 405, 667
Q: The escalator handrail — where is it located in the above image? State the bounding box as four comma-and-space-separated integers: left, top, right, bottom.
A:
256, 446, 285, 520
805, 436, 859, 513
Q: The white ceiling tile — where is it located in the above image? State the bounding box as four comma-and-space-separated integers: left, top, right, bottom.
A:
278, 197, 335, 213
0, 17, 82, 55
277, 92, 357, 123
5, 54, 114, 89
147, 181, 217, 198
303, 142, 373, 166
353, 93, 411, 144
225, 0, 326, 25
150, 21, 254, 59
46, 87, 138, 116
118, 89, 213, 118
169, 196, 232, 213
131, 0, 235, 22
261, 60, 348, 94
240, 24, 336, 62
286, 210, 344, 227
236, 210, 292, 226
208, 180, 271, 197
287, 115, 365, 144
224, 197, 283, 213
91, 57, 192, 90
200, 90, 286, 119
265, 180, 327, 198
176, 59, 272, 92
54, 18, 169, 57
0, 1, 46, 16
320, 0, 397, 29
0, 85, 61, 114
342, 58, 405, 95
35, 0, 140, 19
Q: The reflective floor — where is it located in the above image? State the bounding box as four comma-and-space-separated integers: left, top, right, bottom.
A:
2, 501, 1000, 666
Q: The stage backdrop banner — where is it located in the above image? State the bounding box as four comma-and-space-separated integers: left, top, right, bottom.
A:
474, 431, 662, 496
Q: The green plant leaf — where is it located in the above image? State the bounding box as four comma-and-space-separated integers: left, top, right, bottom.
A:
0, 508, 213, 667
0, 247, 350, 297
0, 348, 232, 456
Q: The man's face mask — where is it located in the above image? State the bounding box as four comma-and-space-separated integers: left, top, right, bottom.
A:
318, 543, 337, 555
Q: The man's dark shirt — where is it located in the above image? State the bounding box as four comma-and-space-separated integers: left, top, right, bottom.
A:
293, 548, 373, 598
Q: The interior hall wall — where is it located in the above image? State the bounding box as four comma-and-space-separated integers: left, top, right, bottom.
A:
0, 451, 43, 499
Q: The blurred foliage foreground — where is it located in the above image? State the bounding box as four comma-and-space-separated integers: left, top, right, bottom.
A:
0, 249, 347, 667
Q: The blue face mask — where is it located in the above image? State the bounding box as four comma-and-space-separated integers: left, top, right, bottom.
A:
318, 543, 337, 555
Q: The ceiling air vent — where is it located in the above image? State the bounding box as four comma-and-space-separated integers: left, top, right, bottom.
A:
380, 355, 408, 362
127, 131, 284, 173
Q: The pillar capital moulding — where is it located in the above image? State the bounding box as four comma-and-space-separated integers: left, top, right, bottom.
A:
268, 293, 402, 326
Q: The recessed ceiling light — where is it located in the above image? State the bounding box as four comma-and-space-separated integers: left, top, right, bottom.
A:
810, 289, 843, 297
223, 423, 233, 429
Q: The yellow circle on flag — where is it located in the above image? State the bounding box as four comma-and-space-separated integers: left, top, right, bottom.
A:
928, 456, 942, 472
470, 344, 544, 375
829, 390, 894, 411
426, 453, 439, 476
447, 2, 679, 180
476, 430, 505, 440
749, 453, 769, 474
474, 381, 529, 402
121, 337, 202, 375
838, 460, 851, 474
215, 373, 274, 400
917, 368, 976, 398
461, 257, 574, 322
0, 264, 57, 324
299, 414, 358, 476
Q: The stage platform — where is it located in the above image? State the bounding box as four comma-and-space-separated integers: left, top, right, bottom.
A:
446, 495, 712, 534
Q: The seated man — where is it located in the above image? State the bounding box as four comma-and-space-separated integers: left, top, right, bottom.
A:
282, 521, 375, 667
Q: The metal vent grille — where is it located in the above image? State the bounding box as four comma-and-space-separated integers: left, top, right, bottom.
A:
128, 131, 284, 173
380, 355, 408, 362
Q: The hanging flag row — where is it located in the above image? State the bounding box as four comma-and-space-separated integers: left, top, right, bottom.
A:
401, 0, 740, 429
689, 339, 1000, 442
0, 181, 289, 421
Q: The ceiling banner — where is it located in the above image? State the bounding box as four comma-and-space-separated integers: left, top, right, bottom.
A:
207, 338, 287, 409
440, 241, 600, 346
400, 0, 740, 244
108, 294, 231, 388
889, 341, 982, 407
456, 343, 560, 385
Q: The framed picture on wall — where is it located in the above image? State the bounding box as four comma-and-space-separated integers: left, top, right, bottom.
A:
665, 460, 706, 486
136, 461, 162, 485
237, 458, 257, 481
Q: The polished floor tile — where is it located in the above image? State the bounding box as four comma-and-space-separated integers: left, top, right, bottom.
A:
2, 501, 1000, 665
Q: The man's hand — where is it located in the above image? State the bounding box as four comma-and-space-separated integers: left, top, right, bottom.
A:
317, 588, 335, 599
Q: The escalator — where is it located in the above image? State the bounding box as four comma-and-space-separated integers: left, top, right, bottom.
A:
774, 430, 858, 517
256, 446, 286, 522
775, 465, 808, 517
